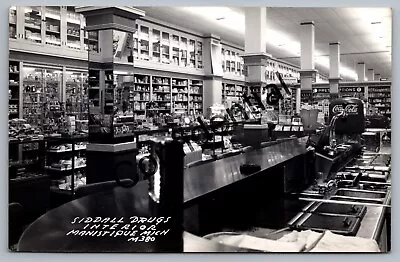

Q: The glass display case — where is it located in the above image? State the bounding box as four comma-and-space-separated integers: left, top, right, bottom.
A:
43, 68, 63, 134
22, 66, 45, 129
151, 29, 161, 63
44, 6, 61, 47
180, 37, 188, 67
65, 70, 88, 121
161, 32, 170, 64
139, 25, 150, 61
189, 39, 196, 68
9, 61, 20, 119
9, 6, 17, 39
132, 24, 139, 60
66, 6, 82, 50
24, 6, 42, 44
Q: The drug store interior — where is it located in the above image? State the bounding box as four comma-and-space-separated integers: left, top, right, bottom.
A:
8, 6, 392, 252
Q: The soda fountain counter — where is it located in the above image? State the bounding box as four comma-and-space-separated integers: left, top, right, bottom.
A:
17, 136, 391, 252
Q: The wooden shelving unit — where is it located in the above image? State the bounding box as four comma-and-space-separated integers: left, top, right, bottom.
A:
189, 79, 203, 114
9, 61, 20, 119
131, 74, 150, 114
151, 76, 171, 112
339, 86, 365, 100
22, 67, 45, 129
312, 87, 330, 101
172, 77, 189, 112
368, 85, 391, 118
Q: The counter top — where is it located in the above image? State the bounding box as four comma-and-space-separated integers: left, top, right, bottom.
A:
184, 137, 309, 207
18, 137, 309, 252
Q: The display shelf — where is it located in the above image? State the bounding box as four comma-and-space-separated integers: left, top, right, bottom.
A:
9, 137, 46, 180
171, 77, 188, 110
9, 6, 17, 39
85, 31, 99, 52
131, 74, 151, 114
189, 79, 203, 114
312, 87, 330, 101
24, 6, 43, 44
44, 7, 61, 47
9, 61, 20, 119
222, 83, 237, 98
45, 137, 87, 200
45, 164, 86, 172
65, 71, 88, 122
222, 48, 245, 76
339, 86, 365, 100
88, 69, 100, 108
22, 66, 45, 129
368, 85, 391, 118
43, 68, 64, 135
47, 145, 86, 153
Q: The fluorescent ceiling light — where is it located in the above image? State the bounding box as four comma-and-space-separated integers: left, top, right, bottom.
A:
340, 67, 358, 80
180, 7, 245, 33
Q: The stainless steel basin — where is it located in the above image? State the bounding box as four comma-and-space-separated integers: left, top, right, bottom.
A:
335, 189, 386, 199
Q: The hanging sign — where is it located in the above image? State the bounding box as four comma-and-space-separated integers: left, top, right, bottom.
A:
339, 87, 365, 93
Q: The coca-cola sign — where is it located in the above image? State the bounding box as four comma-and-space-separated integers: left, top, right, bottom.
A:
332, 104, 359, 115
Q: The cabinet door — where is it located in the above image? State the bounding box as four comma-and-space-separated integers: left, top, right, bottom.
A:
9, 6, 18, 39
22, 6, 44, 44
65, 6, 82, 50
44, 6, 62, 47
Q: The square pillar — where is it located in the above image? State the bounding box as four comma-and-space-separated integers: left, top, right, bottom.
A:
202, 34, 223, 115
244, 7, 267, 54
203, 76, 223, 115
356, 62, 366, 82
243, 7, 270, 96
76, 6, 144, 187
241, 7, 271, 145
367, 69, 374, 81
329, 42, 341, 95
299, 21, 317, 112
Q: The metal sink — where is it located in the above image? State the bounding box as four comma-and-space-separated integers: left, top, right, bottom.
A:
335, 189, 386, 199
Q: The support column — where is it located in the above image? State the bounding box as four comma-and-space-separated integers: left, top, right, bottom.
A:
76, 7, 144, 185
299, 21, 317, 113
241, 7, 271, 146
329, 42, 341, 97
356, 62, 366, 81
242, 7, 271, 92
367, 69, 374, 81
203, 34, 223, 116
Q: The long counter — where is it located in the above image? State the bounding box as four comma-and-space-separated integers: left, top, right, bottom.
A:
183, 137, 309, 207
17, 136, 390, 252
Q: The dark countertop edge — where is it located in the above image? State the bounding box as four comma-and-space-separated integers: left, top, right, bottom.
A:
371, 190, 391, 242
183, 139, 308, 207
